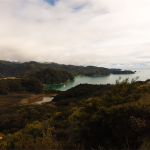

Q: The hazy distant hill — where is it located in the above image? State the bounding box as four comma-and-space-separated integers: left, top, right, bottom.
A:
110, 70, 135, 74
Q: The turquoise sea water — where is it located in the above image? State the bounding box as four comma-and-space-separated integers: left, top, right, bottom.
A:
45, 70, 150, 91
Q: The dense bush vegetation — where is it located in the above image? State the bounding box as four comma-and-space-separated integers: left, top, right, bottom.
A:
28, 68, 74, 84
0, 78, 43, 94
1, 78, 150, 149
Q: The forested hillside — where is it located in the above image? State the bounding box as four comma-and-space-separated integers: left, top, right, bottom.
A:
1, 78, 150, 149
0, 78, 43, 94
0, 60, 46, 77
28, 68, 74, 84
0, 60, 134, 78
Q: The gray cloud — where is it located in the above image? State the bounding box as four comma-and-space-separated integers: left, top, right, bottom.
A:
0, 0, 150, 69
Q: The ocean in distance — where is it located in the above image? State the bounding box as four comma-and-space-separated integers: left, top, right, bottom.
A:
45, 70, 150, 91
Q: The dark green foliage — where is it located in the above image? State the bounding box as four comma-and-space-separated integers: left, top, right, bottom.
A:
0, 105, 56, 134
0, 78, 43, 95
28, 68, 74, 84
59, 65, 111, 76
21, 77, 43, 93
42, 87, 61, 94
1, 78, 150, 149
0, 60, 46, 77
53, 84, 111, 106
83, 66, 110, 76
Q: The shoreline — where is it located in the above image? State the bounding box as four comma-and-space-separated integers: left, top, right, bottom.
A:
44, 73, 136, 86
44, 79, 75, 86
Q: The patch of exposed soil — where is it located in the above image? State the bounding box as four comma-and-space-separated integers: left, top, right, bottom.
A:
20, 94, 57, 106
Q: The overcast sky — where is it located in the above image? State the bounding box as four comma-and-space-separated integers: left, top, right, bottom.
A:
0, 0, 150, 69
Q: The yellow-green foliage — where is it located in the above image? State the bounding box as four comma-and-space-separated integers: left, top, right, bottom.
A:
1, 121, 62, 149
139, 83, 150, 92
13, 128, 61, 149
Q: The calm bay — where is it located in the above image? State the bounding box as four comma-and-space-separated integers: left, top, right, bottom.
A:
45, 70, 150, 91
